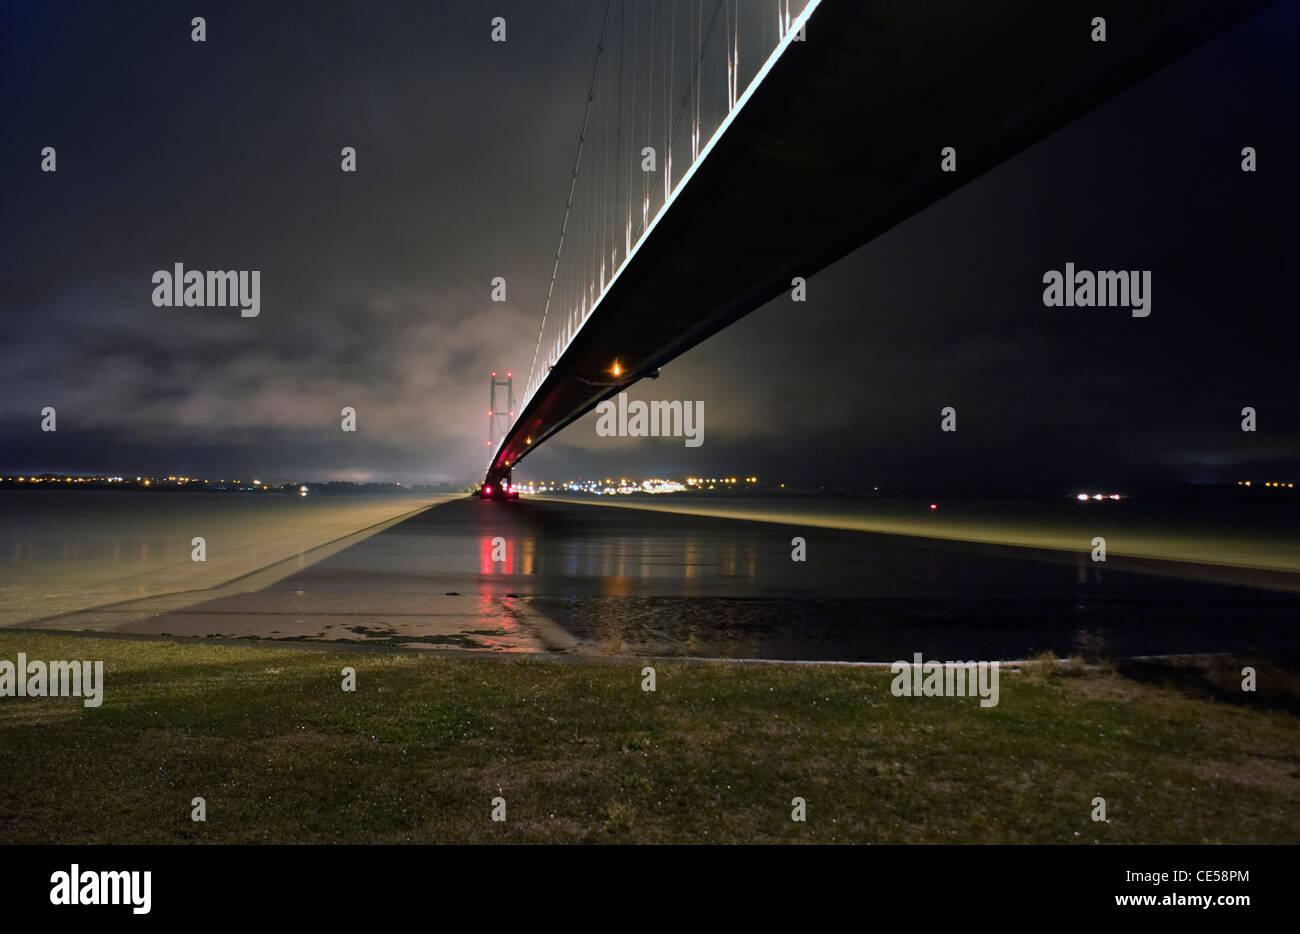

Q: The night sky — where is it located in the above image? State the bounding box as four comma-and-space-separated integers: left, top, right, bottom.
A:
2, 1, 1297, 491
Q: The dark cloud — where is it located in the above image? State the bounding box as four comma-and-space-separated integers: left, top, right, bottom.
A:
2, 1, 1297, 487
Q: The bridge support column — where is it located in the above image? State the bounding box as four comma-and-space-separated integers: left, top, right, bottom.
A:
482, 464, 512, 498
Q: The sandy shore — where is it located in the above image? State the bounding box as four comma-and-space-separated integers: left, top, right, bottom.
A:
0, 492, 451, 626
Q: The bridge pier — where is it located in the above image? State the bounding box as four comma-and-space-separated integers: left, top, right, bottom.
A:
481, 464, 513, 499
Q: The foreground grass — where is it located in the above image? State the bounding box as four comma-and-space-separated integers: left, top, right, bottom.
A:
0, 633, 1297, 844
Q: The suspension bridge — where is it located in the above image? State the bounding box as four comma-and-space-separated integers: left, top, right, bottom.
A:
483, 0, 1270, 495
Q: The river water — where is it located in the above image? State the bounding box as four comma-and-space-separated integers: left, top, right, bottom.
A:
4, 491, 1297, 662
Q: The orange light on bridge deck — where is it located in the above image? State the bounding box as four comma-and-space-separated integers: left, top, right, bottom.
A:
610, 360, 622, 377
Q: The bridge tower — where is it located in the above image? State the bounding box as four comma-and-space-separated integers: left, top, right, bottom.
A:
487, 371, 514, 453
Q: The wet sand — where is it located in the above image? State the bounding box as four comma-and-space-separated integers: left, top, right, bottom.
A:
0, 491, 447, 626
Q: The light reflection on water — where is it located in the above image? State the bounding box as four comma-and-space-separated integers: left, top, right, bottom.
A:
468, 532, 765, 592
408, 500, 1300, 661
4, 493, 1300, 661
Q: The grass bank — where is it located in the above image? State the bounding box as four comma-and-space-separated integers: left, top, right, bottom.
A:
0, 633, 1296, 843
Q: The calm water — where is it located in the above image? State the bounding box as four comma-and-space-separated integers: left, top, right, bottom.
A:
3, 492, 1299, 661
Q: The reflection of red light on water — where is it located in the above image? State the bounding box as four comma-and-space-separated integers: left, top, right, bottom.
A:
479, 536, 513, 574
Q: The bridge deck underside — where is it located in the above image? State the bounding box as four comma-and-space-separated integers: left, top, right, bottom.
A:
489, 0, 1268, 483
